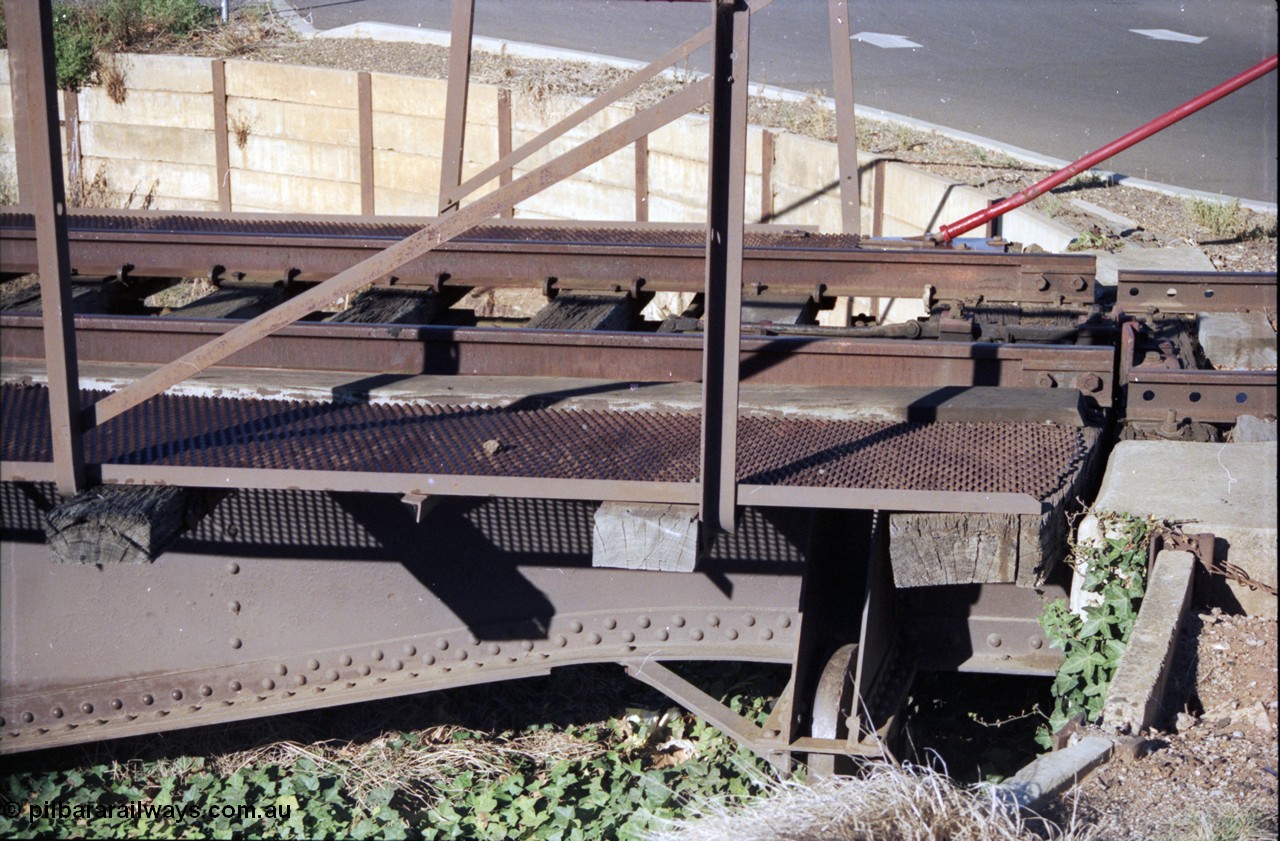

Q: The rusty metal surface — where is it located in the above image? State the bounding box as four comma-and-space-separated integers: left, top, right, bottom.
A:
0, 314, 1116, 396
1116, 270, 1277, 313
1126, 368, 1277, 423
0, 212, 1099, 303
0, 491, 806, 753
1, 384, 1090, 507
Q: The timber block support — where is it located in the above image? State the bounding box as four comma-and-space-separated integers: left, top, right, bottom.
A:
592, 502, 699, 572
526, 291, 635, 331
327, 287, 442, 325
164, 281, 285, 320
44, 485, 203, 565
888, 426, 1104, 587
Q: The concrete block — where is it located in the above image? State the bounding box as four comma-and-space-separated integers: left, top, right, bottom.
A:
79, 88, 214, 130
370, 75, 450, 119
226, 97, 358, 146
372, 186, 438, 217
1234, 415, 1277, 442
592, 503, 699, 572
373, 149, 442, 194
513, 178, 634, 221
230, 136, 360, 184
230, 170, 359, 214
225, 61, 358, 109
108, 53, 213, 94
1197, 311, 1278, 371
647, 152, 708, 202
374, 112, 445, 156
995, 735, 1114, 811
79, 156, 217, 203
79, 123, 214, 167
0, 50, 9, 84
649, 117, 710, 159
1088, 244, 1215, 286
646, 194, 704, 225
1085, 440, 1277, 617
1000, 206, 1079, 254
0, 84, 12, 120
1102, 549, 1196, 733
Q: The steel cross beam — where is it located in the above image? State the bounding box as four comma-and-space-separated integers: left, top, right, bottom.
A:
438, 0, 475, 215
700, 0, 752, 537
827, 0, 861, 236
5, 0, 85, 496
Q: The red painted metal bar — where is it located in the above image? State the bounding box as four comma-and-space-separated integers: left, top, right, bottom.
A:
7, 0, 85, 496
938, 53, 1279, 243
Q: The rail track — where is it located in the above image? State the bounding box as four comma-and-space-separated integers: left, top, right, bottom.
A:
1, 1, 1275, 770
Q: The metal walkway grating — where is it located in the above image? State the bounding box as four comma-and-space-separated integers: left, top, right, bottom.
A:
2, 384, 1087, 500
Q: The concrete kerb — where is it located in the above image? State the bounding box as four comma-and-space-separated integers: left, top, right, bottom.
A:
990, 548, 1197, 813
268, 13, 1277, 216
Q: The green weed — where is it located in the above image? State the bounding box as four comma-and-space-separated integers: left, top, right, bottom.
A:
1037, 512, 1155, 745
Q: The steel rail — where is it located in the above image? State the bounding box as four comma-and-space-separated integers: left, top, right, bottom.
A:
0, 214, 1101, 303
0, 314, 1117, 392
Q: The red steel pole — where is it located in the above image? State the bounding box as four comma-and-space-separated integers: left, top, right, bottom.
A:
937, 53, 1278, 243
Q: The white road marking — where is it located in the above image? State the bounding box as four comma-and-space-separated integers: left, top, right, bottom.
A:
1129, 29, 1206, 44
852, 32, 922, 50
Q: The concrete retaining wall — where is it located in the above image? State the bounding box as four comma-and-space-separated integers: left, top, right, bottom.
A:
0, 50, 1074, 249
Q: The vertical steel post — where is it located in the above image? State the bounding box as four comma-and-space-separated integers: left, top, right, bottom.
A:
358, 71, 375, 215
634, 120, 650, 222
438, 0, 475, 214
7, 0, 86, 495
760, 129, 775, 222
212, 59, 231, 211
699, 0, 750, 537
828, 0, 861, 236
497, 88, 514, 218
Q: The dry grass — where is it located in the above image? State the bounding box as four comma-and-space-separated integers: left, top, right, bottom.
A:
651, 764, 1099, 841
100, 53, 130, 105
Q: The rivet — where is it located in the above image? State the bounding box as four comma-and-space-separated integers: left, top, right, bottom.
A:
371, 649, 384, 661
672, 615, 686, 628
987, 633, 1003, 649
21, 712, 34, 723
171, 689, 183, 701
555, 635, 568, 648
50, 707, 64, 719
110, 699, 123, 710
761, 629, 774, 641
456, 650, 468, 661
226, 562, 240, 575
779, 616, 792, 629
199, 685, 213, 697
141, 694, 154, 706
622, 631, 635, 643
80, 703, 93, 715
588, 633, 602, 645
229, 681, 242, 692
1036, 275, 1051, 292
1029, 636, 1044, 650
764, 728, 780, 739
292, 675, 306, 687
467, 633, 479, 646
726, 629, 738, 640
307, 659, 320, 671
359, 665, 371, 676
691, 629, 704, 641
421, 655, 436, 666
743, 615, 756, 627
604, 618, 617, 630
487, 643, 501, 655
261, 678, 275, 691
657, 630, 669, 641
390, 660, 404, 672
325, 670, 339, 681
274, 664, 288, 676
436, 639, 449, 651
227, 600, 241, 614
707, 614, 720, 627
340, 655, 353, 666
521, 640, 534, 652
570, 621, 583, 633
638, 617, 651, 629
230, 638, 243, 649
403, 645, 417, 657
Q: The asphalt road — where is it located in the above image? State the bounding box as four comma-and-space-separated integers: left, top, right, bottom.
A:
283, 0, 1278, 204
